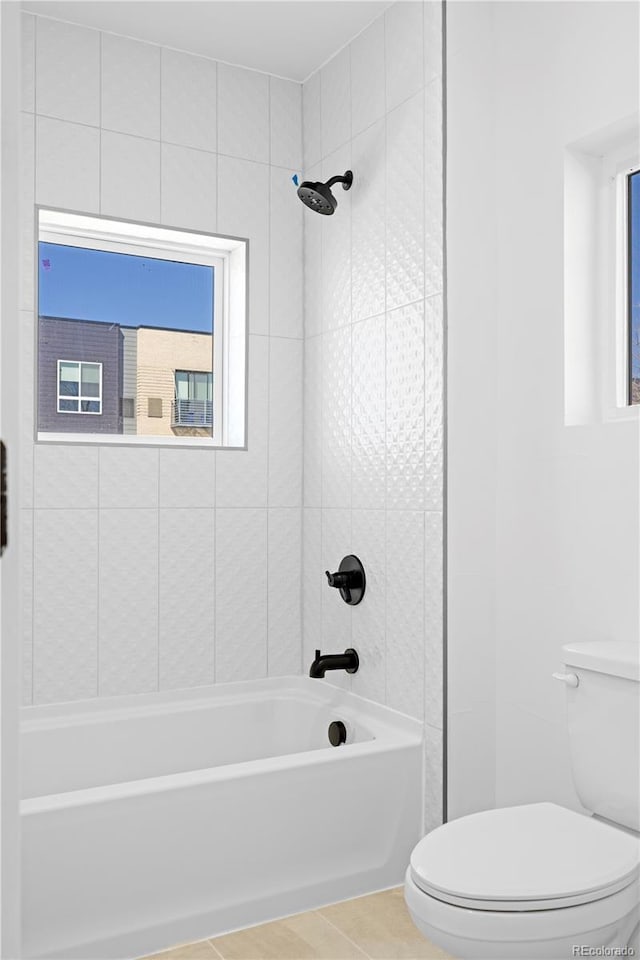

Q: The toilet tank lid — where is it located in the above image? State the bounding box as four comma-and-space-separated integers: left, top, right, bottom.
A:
562, 641, 639, 681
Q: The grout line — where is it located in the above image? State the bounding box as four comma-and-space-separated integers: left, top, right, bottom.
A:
265, 75, 272, 679
96, 450, 101, 697
98, 30, 103, 214
212, 450, 217, 685
157, 452, 161, 692
159, 45, 163, 222
314, 911, 370, 959
214, 60, 219, 230
205, 939, 224, 959
27, 10, 306, 85
382, 1, 388, 710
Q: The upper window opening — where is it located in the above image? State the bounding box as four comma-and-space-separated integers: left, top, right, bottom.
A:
36, 209, 248, 448
628, 169, 640, 404
57, 360, 102, 415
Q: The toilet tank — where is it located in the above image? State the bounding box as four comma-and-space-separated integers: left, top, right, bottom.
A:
561, 641, 639, 832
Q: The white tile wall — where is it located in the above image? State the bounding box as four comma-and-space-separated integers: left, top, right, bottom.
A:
301, 1, 444, 830
159, 508, 215, 689
36, 18, 100, 126
101, 33, 161, 139
161, 143, 217, 232
161, 49, 217, 153
215, 508, 268, 682
100, 130, 161, 222
21, 14, 303, 705
36, 116, 100, 212
270, 77, 302, 170
99, 508, 159, 696
217, 63, 269, 164
33, 509, 98, 702
22, 5, 443, 840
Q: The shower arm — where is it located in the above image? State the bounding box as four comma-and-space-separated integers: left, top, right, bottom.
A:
325, 172, 353, 191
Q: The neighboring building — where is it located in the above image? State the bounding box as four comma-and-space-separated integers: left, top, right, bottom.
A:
136, 327, 213, 438
38, 315, 214, 438
38, 316, 124, 434
121, 327, 138, 435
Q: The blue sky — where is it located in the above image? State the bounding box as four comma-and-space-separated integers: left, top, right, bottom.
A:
38, 242, 214, 334
631, 171, 640, 380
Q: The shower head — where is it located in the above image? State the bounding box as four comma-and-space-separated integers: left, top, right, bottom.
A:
297, 170, 353, 215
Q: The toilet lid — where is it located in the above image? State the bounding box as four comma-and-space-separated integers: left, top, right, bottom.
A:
410, 803, 640, 911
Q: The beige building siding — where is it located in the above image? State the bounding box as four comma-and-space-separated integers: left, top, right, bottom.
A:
136, 328, 213, 437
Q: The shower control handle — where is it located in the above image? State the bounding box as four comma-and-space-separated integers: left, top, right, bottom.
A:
325, 570, 353, 603
325, 555, 366, 606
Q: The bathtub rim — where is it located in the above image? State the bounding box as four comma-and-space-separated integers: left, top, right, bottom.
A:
21, 674, 422, 736
21, 675, 423, 813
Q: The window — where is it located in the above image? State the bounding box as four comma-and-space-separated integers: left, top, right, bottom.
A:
628, 168, 640, 404
37, 209, 248, 447
57, 360, 102, 414
173, 371, 213, 427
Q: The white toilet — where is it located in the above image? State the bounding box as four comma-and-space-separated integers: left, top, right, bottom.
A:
405, 641, 640, 959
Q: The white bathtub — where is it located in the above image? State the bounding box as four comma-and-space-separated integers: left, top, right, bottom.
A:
21, 676, 423, 960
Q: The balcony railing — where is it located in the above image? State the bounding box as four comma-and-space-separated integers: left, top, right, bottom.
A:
172, 398, 213, 427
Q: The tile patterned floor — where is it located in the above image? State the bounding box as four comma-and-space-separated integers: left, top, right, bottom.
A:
143, 888, 452, 960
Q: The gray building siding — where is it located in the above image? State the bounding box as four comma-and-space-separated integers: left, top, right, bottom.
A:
121, 327, 138, 435
38, 316, 123, 434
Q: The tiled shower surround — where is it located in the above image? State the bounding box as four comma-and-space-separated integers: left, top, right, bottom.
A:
20, 3, 444, 826
302, 2, 444, 828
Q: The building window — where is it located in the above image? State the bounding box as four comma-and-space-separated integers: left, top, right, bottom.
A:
37, 209, 248, 447
57, 360, 102, 414
628, 168, 640, 404
173, 371, 213, 427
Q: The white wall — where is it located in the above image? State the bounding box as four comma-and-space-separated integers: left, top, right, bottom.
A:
20, 14, 304, 703
447, 1, 640, 817
301, 1, 445, 830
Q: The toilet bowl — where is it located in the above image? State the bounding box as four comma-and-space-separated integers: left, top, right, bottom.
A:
405, 803, 640, 960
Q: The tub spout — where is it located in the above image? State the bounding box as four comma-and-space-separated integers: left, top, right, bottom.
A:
309, 648, 359, 678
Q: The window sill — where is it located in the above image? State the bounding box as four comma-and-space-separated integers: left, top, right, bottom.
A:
36, 432, 246, 451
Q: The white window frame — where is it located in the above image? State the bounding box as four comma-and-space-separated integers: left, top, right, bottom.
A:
602, 147, 640, 419
622, 163, 640, 406
57, 359, 103, 415
36, 208, 248, 449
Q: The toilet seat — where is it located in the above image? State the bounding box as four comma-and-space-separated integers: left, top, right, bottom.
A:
410, 802, 640, 912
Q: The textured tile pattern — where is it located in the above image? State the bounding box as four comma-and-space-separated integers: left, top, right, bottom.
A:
386, 302, 425, 510
22, 20, 303, 705
23, 10, 443, 845
386, 92, 425, 311
215, 509, 268, 683
386, 511, 425, 719
351, 120, 386, 324
99, 509, 159, 696
351, 316, 385, 510
159, 509, 215, 689
33, 509, 98, 703
301, 4, 445, 831
268, 508, 302, 676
